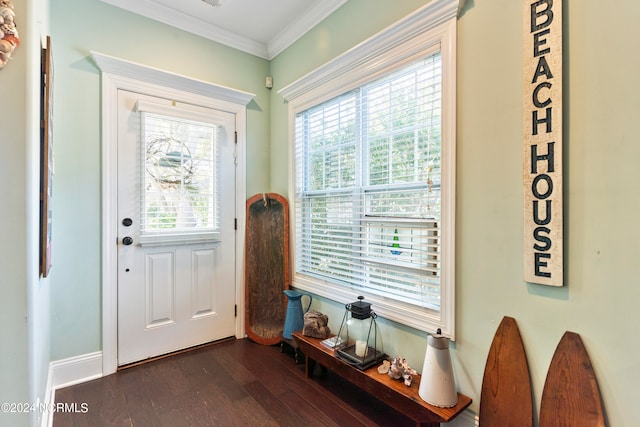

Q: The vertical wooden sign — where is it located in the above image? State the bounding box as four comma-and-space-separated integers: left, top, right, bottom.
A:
523, 0, 563, 286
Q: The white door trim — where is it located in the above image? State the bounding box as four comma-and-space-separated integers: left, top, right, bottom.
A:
92, 52, 254, 375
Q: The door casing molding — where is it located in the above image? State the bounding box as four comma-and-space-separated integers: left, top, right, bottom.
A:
92, 52, 253, 375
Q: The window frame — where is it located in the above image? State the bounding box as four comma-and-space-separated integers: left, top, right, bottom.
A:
135, 101, 226, 246
279, 0, 459, 337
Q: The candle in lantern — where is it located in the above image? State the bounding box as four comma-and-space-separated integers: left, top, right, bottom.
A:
355, 340, 368, 357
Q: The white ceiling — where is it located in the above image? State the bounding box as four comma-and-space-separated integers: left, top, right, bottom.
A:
100, 0, 348, 60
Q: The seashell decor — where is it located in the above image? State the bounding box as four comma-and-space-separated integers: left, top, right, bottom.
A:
0, 0, 19, 70
381, 356, 419, 387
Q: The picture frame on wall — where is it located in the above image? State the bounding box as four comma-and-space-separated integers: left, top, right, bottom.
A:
40, 36, 53, 277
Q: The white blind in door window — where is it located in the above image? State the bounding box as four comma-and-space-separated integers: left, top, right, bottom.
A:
139, 110, 221, 245
294, 53, 442, 309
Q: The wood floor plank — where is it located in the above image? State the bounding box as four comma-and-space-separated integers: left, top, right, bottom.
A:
242, 379, 307, 427
55, 377, 136, 427
54, 338, 419, 427
230, 395, 281, 427
117, 370, 161, 426
284, 385, 373, 427
199, 374, 251, 427
136, 364, 178, 415
210, 343, 259, 386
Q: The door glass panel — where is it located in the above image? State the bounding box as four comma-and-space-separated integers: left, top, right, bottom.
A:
140, 111, 221, 245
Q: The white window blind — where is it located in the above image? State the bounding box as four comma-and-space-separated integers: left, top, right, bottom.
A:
294, 54, 443, 310
138, 110, 221, 245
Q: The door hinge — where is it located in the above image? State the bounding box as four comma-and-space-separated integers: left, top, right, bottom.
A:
234, 131, 238, 144
234, 304, 237, 317
234, 218, 237, 230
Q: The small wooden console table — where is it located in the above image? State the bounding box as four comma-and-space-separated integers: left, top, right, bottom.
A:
292, 331, 472, 427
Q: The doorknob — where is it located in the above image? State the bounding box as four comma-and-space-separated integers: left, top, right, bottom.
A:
122, 236, 134, 246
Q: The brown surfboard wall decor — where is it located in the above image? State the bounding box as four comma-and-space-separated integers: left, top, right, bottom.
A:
479, 316, 533, 427
245, 193, 290, 345
539, 331, 606, 427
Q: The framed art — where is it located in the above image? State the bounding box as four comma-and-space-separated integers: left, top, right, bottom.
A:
40, 36, 53, 277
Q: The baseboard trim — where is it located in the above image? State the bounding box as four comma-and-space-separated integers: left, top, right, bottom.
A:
447, 408, 478, 427
50, 351, 103, 390
41, 351, 103, 427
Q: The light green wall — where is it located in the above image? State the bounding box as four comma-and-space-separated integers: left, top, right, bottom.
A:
34, 0, 640, 425
0, 3, 30, 416
456, 0, 640, 423
28, 0, 53, 424
0, 0, 51, 425
48, 0, 271, 361
270, 0, 640, 425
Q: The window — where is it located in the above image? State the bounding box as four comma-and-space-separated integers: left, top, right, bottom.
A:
136, 101, 223, 246
280, 0, 458, 336
295, 55, 442, 306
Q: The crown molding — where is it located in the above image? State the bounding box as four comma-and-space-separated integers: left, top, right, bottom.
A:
279, 0, 460, 103
100, 0, 268, 58
100, 0, 347, 60
267, 0, 348, 59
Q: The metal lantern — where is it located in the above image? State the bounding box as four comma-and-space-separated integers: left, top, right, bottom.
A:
335, 296, 387, 370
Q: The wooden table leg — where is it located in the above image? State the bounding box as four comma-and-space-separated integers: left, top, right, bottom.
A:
305, 355, 316, 378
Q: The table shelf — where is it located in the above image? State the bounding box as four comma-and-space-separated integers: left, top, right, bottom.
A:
292, 331, 472, 427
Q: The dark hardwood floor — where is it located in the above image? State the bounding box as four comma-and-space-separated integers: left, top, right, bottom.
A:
54, 338, 415, 426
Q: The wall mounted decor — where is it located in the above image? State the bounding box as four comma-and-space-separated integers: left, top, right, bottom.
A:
523, 0, 563, 286
40, 36, 53, 277
245, 193, 290, 345
0, 0, 19, 70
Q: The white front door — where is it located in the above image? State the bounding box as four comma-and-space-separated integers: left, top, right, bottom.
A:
116, 89, 237, 365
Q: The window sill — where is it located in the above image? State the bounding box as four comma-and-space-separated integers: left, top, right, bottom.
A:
292, 272, 450, 337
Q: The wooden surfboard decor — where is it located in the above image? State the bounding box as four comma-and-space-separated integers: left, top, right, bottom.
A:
540, 332, 606, 427
479, 316, 533, 427
245, 193, 290, 345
